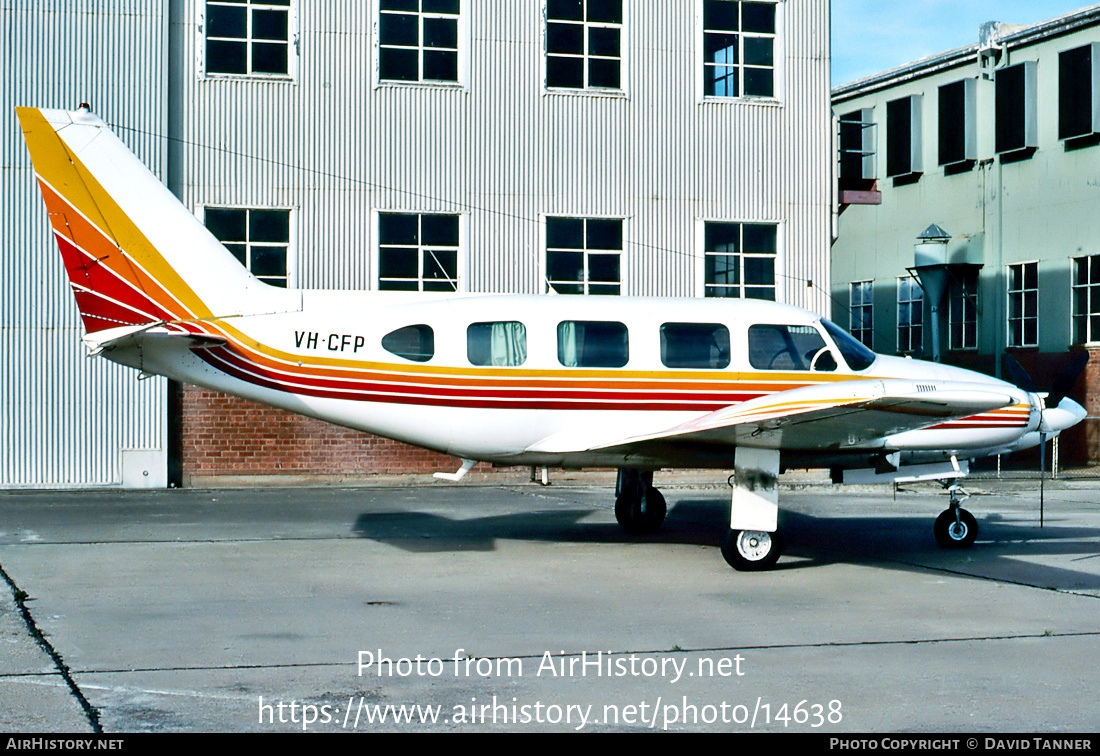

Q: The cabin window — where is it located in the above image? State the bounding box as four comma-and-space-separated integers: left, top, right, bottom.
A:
821, 319, 875, 371
204, 206, 291, 288
557, 321, 628, 367
748, 324, 836, 372
702, 0, 776, 98
204, 0, 293, 77
546, 217, 622, 295
467, 322, 527, 366
546, 0, 622, 90
381, 324, 435, 362
378, 212, 460, 292
660, 323, 730, 369
379, 0, 461, 84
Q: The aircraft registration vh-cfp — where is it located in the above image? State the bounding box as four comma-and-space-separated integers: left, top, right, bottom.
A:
16, 106, 1089, 571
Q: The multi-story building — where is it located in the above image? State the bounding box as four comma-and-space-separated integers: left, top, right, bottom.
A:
831, 4, 1100, 464
4, 0, 832, 487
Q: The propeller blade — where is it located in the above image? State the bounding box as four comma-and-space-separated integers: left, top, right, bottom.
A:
1002, 354, 1037, 393
1047, 352, 1089, 408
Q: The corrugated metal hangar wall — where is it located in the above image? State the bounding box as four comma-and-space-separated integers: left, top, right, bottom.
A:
4, 0, 832, 488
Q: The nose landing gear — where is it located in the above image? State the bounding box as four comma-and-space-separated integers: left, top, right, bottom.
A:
934, 484, 977, 549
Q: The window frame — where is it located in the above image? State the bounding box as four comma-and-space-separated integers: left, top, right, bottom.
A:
1059, 43, 1100, 142
699, 220, 779, 301
948, 269, 979, 352
375, 211, 466, 293
885, 94, 922, 179
199, 0, 298, 81
938, 78, 977, 168
203, 205, 294, 288
543, 0, 626, 95
995, 60, 1038, 157
849, 280, 873, 349
376, 0, 469, 89
1072, 254, 1100, 345
544, 216, 624, 296
699, 0, 780, 103
896, 275, 923, 356
1007, 261, 1039, 349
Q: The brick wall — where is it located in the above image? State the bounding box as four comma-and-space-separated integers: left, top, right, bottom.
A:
180, 385, 497, 484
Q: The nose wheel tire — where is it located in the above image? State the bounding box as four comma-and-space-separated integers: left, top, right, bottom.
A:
721, 528, 783, 571
934, 508, 977, 549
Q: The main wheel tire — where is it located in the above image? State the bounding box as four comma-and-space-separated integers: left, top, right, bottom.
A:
934, 508, 978, 549
721, 528, 783, 571
614, 486, 667, 534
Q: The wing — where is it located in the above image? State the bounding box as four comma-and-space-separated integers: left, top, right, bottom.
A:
526, 378, 1018, 455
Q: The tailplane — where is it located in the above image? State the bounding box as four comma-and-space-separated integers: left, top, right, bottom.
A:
16, 106, 292, 336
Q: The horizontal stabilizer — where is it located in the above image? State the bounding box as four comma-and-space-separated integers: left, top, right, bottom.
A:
83, 322, 227, 357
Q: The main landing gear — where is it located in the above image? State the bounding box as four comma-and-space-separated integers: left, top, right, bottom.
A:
720, 527, 784, 571
933, 483, 978, 549
614, 469, 667, 534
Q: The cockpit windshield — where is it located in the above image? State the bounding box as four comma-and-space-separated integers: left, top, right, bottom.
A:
821, 318, 876, 371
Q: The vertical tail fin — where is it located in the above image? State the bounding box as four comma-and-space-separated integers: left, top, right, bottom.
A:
16, 106, 291, 335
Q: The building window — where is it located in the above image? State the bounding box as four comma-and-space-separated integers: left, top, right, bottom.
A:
702, 0, 776, 98
205, 0, 292, 76
1072, 255, 1100, 344
378, 212, 460, 291
897, 277, 922, 355
849, 280, 873, 348
996, 61, 1037, 155
205, 207, 290, 287
1007, 262, 1038, 348
1060, 44, 1100, 141
545, 0, 622, 90
546, 217, 621, 295
938, 79, 976, 167
838, 107, 876, 182
948, 270, 978, 351
703, 222, 776, 300
886, 94, 922, 178
379, 0, 460, 83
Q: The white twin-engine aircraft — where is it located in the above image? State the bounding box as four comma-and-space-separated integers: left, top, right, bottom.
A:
18, 106, 1088, 571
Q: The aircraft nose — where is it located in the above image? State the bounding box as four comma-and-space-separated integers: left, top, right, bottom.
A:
1040, 397, 1088, 434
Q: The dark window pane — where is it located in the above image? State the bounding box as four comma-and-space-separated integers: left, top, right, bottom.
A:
380, 13, 419, 46
224, 243, 247, 266
547, 251, 584, 282
380, 47, 419, 80
742, 2, 775, 33
704, 32, 739, 64
548, 22, 584, 54
938, 80, 967, 165
996, 63, 1029, 153
424, 17, 458, 48
1024, 262, 1037, 289
587, 253, 619, 283
586, 0, 622, 24
379, 247, 419, 279
423, 50, 458, 80
744, 67, 772, 96
705, 65, 738, 97
586, 219, 621, 249
207, 40, 247, 74
250, 247, 287, 278
381, 0, 418, 10
886, 96, 914, 176
422, 249, 457, 283
421, 214, 459, 245
704, 0, 738, 31
706, 254, 740, 286
1060, 45, 1093, 139
588, 283, 620, 296
588, 26, 619, 57
743, 36, 772, 67
380, 213, 419, 245
249, 210, 289, 243
547, 218, 584, 249
744, 256, 774, 285
550, 282, 584, 294
706, 222, 739, 253
742, 224, 776, 254
547, 56, 584, 88
252, 9, 288, 41
251, 42, 288, 74
547, 0, 583, 21
588, 58, 620, 88
206, 208, 247, 241
423, 0, 460, 13
207, 5, 246, 38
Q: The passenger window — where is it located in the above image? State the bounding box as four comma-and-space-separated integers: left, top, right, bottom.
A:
557, 321, 629, 368
467, 322, 527, 366
748, 324, 837, 372
660, 323, 730, 369
381, 324, 434, 362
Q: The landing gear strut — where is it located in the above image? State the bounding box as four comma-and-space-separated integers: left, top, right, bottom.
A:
614, 469, 666, 534
934, 484, 978, 549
